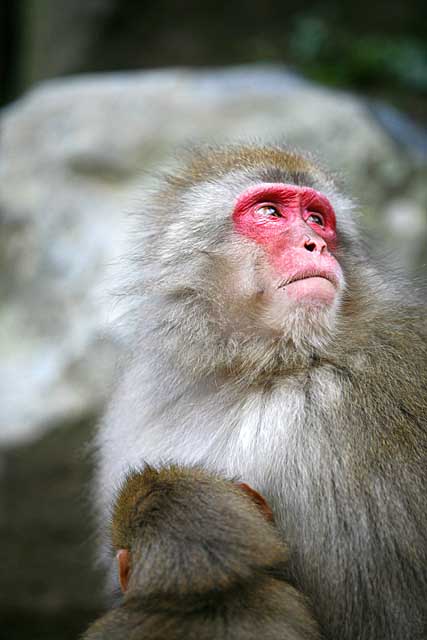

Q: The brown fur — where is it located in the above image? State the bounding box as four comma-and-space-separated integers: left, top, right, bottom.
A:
85, 466, 320, 640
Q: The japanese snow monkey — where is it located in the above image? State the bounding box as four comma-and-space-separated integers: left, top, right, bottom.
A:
95, 145, 427, 640
84, 465, 319, 639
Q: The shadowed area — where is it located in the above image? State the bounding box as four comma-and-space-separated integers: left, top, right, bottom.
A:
0, 417, 105, 639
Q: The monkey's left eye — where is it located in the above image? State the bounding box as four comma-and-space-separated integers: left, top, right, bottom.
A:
256, 205, 282, 218
307, 212, 324, 226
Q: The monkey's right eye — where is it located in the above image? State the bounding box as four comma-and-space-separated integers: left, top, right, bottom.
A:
255, 205, 282, 218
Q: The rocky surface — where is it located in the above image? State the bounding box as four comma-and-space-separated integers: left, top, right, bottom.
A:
0, 66, 426, 637
1, 66, 427, 444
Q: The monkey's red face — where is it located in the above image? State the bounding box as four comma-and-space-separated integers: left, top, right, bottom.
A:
232, 183, 343, 307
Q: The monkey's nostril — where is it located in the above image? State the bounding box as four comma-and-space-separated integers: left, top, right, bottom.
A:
304, 241, 316, 252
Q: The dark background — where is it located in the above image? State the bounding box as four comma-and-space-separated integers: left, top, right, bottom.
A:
2, 0, 427, 123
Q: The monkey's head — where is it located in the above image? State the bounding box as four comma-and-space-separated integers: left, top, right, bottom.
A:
111, 466, 286, 596
134, 145, 371, 377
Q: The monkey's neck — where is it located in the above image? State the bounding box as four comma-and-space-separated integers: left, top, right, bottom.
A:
136, 291, 349, 386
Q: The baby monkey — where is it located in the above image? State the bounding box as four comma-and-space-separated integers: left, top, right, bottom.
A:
83, 466, 319, 639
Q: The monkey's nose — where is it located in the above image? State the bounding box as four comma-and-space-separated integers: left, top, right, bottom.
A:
303, 235, 327, 254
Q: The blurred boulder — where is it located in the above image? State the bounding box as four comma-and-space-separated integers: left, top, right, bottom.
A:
1, 65, 426, 446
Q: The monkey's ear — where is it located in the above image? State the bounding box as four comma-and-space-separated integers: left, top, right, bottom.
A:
117, 549, 131, 593
236, 482, 274, 522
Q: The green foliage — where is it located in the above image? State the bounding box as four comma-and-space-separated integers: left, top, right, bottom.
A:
288, 16, 427, 93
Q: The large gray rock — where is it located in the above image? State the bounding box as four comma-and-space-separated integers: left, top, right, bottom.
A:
1, 66, 426, 445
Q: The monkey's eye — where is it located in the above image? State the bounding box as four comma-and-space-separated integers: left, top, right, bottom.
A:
307, 212, 324, 226
256, 205, 282, 218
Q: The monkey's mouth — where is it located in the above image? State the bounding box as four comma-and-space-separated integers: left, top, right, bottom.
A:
277, 272, 339, 305
278, 272, 338, 289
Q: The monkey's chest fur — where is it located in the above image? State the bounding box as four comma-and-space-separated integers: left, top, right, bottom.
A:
100, 362, 425, 640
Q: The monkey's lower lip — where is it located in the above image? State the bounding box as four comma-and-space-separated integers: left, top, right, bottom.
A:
280, 276, 337, 304
280, 275, 337, 288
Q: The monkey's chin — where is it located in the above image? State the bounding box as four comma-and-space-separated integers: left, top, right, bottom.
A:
256, 280, 340, 346
283, 277, 337, 307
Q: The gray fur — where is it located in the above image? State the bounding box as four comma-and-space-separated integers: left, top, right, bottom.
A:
95, 144, 427, 640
